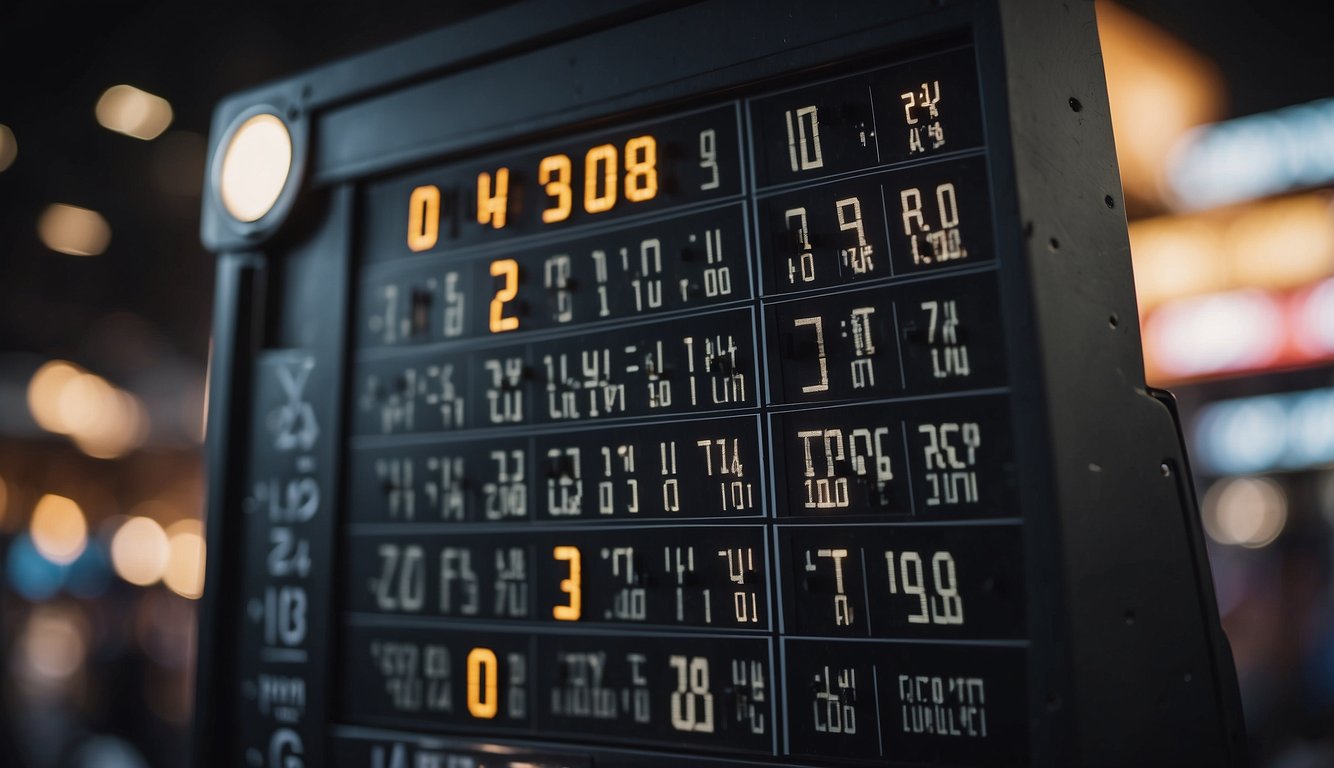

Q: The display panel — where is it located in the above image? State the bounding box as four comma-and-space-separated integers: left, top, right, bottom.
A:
336, 42, 1023, 763
197, 2, 1244, 766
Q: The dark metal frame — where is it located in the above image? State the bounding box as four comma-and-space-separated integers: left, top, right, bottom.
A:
195, 1, 1244, 765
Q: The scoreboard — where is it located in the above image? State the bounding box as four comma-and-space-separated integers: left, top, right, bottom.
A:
193, 1, 1246, 766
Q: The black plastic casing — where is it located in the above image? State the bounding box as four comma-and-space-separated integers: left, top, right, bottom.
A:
194, 2, 1245, 766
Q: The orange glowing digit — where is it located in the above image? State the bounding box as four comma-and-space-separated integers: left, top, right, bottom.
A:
584, 143, 617, 214
624, 135, 658, 202
466, 646, 499, 719
407, 184, 440, 251
540, 154, 572, 223
477, 168, 509, 229
553, 545, 581, 621
489, 258, 520, 333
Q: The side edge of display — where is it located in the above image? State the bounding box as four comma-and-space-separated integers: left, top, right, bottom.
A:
193, 178, 355, 766
192, 252, 264, 768
990, 0, 1244, 765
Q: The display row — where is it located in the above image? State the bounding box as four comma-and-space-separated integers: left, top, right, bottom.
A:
356, 153, 992, 348
341, 523, 1022, 638
338, 628, 1025, 765
347, 392, 1015, 523
363, 105, 743, 262
748, 46, 982, 188
358, 45, 983, 269
352, 270, 1005, 435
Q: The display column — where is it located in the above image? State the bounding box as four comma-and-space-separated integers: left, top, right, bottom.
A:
227, 188, 352, 768
230, 351, 332, 768
747, 47, 1030, 766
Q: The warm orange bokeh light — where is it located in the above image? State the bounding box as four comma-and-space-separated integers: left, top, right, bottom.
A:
30, 494, 88, 565
1131, 193, 1334, 314
95, 84, 173, 141
164, 519, 206, 599
1097, 0, 1226, 214
111, 516, 171, 587
37, 203, 112, 257
27, 360, 83, 433
0, 123, 16, 173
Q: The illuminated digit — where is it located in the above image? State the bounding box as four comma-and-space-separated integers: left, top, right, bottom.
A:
836, 197, 874, 274
837, 198, 867, 245
784, 207, 815, 284
784, 106, 824, 172
591, 249, 610, 317
931, 551, 964, 625
936, 182, 960, 229
962, 423, 981, 463
489, 258, 520, 333
553, 545, 581, 621
901, 551, 929, 624
701, 227, 730, 296
624, 135, 658, 202
792, 316, 829, 393
922, 300, 940, 343
477, 168, 509, 229
584, 143, 617, 213
698, 129, 720, 190
407, 184, 440, 252
466, 647, 499, 719
669, 655, 715, 733
540, 154, 572, 223
901, 89, 920, 124
631, 238, 663, 310
543, 254, 573, 323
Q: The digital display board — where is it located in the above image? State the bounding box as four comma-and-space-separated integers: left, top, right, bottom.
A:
194, 2, 1244, 767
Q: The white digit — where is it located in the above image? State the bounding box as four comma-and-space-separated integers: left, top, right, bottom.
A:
931, 551, 964, 625
785, 106, 825, 171
699, 129, 720, 190
901, 551, 928, 624
793, 316, 829, 393
669, 655, 715, 733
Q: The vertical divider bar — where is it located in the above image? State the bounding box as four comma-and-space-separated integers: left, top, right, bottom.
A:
193, 252, 265, 768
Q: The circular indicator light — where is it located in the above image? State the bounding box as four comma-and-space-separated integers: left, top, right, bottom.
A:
218, 113, 292, 223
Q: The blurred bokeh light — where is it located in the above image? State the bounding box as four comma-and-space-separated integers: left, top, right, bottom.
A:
0, 123, 16, 173
162, 519, 205, 600
110, 516, 170, 587
29, 494, 88, 566
1203, 477, 1290, 549
1094, 1, 1334, 765
1097, 0, 1226, 214
36, 204, 112, 257
95, 85, 174, 142
0, 4, 512, 766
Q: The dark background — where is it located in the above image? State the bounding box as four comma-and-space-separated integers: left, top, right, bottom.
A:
0, 0, 514, 377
